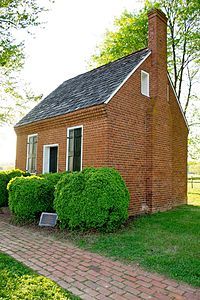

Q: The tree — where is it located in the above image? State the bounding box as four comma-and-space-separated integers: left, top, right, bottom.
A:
188, 136, 200, 161
90, 0, 200, 161
90, 8, 149, 67
0, 0, 46, 70
0, 0, 50, 125
91, 0, 200, 110
160, 0, 200, 109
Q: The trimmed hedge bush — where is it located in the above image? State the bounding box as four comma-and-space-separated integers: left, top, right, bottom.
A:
0, 169, 28, 207
8, 176, 54, 222
54, 167, 130, 231
7, 172, 66, 222
40, 172, 66, 189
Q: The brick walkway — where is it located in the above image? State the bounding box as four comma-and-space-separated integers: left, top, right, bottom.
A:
0, 219, 199, 300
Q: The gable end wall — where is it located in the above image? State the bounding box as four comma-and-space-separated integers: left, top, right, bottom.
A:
106, 55, 188, 216
106, 56, 152, 215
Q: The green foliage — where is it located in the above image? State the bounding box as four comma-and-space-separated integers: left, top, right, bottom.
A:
0, 169, 27, 207
41, 172, 67, 189
90, 9, 148, 68
54, 167, 130, 232
188, 178, 200, 206
0, 0, 49, 125
90, 0, 200, 95
0, 171, 8, 207
90, 0, 200, 101
90, 1, 158, 68
188, 161, 200, 176
75, 205, 200, 287
0, 253, 79, 300
0, 72, 43, 126
90, 0, 200, 161
8, 176, 55, 222
188, 136, 200, 161
0, 0, 45, 71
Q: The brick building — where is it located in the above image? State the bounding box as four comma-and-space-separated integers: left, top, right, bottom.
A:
15, 9, 188, 216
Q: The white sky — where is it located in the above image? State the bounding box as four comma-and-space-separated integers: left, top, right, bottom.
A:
0, 0, 144, 166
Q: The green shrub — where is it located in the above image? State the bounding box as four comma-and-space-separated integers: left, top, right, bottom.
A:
0, 169, 28, 207
41, 172, 66, 189
8, 176, 55, 222
54, 167, 130, 231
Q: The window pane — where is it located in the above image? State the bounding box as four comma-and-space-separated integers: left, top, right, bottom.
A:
73, 156, 81, 172
27, 135, 37, 173
28, 139, 33, 155
141, 71, 149, 97
73, 128, 82, 171
29, 136, 34, 144
69, 129, 74, 139
31, 157, 36, 173
27, 158, 31, 172
67, 127, 82, 172
74, 128, 81, 138
68, 133, 74, 156
68, 156, 73, 172
32, 141, 37, 156
74, 136, 81, 157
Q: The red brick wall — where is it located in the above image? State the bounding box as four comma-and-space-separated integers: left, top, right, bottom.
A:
106, 57, 152, 215
148, 9, 174, 212
170, 83, 188, 206
15, 105, 110, 174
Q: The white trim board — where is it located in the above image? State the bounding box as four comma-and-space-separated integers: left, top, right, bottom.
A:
104, 50, 151, 104
167, 74, 189, 130
141, 70, 150, 97
66, 125, 83, 172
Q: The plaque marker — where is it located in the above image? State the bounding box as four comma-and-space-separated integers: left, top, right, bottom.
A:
39, 212, 58, 227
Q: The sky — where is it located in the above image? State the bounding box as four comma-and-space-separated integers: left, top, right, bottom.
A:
0, 0, 144, 166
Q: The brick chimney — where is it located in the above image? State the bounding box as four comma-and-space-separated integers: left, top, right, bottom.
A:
148, 9, 167, 69
146, 9, 173, 214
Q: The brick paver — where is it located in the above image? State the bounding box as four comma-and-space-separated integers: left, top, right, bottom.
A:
0, 219, 199, 300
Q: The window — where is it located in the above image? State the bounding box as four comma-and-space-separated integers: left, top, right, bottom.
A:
43, 144, 58, 174
26, 134, 37, 173
67, 126, 83, 172
141, 70, 149, 97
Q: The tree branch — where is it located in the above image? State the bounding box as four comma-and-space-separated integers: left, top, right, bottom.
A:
184, 67, 192, 114
0, 18, 16, 27
189, 123, 200, 127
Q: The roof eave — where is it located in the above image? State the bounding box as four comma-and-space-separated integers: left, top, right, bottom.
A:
167, 73, 189, 130
14, 103, 107, 132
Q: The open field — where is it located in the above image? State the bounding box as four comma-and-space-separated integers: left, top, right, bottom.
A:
188, 179, 200, 206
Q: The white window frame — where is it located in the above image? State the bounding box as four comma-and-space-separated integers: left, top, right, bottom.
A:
42, 144, 59, 174
66, 125, 83, 172
141, 70, 150, 97
26, 133, 38, 174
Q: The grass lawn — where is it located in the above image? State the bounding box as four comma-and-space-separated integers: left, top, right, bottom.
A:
188, 179, 200, 206
73, 205, 200, 287
0, 253, 79, 300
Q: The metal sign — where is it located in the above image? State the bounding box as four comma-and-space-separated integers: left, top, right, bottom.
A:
39, 212, 58, 227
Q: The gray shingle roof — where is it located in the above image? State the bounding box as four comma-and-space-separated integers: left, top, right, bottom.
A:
15, 48, 150, 127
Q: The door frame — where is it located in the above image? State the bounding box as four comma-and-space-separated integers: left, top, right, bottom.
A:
43, 144, 59, 174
